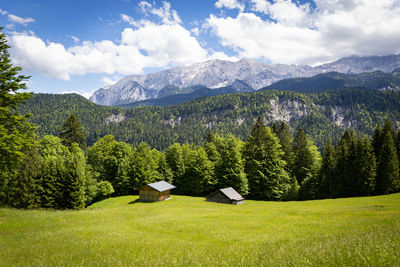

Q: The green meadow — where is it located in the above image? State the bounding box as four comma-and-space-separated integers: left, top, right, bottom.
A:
1, 194, 400, 266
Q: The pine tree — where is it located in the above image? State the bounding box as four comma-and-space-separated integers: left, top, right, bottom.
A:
180, 146, 214, 196
396, 130, 400, 177
206, 130, 215, 143
271, 122, 279, 134
213, 135, 248, 196
7, 144, 41, 208
333, 130, 354, 197
63, 143, 86, 209
382, 120, 396, 141
348, 137, 376, 196
372, 124, 383, 162
319, 138, 336, 198
376, 131, 400, 194
277, 121, 294, 172
60, 114, 86, 149
38, 135, 88, 209
157, 153, 174, 184
292, 129, 321, 185
243, 117, 291, 200
166, 143, 186, 192
0, 28, 36, 205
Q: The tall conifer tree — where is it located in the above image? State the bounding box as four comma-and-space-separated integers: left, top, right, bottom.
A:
0, 28, 36, 205
334, 130, 354, 197
319, 138, 336, 198
243, 117, 291, 200
213, 135, 248, 196
60, 114, 86, 149
376, 131, 400, 194
292, 129, 321, 185
277, 121, 294, 172
348, 137, 376, 196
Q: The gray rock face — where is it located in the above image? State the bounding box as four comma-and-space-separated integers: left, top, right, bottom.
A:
90, 54, 400, 106
90, 80, 157, 106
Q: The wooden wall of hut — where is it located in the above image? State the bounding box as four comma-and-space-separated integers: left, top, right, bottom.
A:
139, 186, 171, 202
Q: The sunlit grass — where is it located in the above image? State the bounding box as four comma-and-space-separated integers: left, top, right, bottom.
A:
1, 194, 399, 266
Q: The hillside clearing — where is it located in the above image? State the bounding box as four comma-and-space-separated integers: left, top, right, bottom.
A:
1, 194, 400, 266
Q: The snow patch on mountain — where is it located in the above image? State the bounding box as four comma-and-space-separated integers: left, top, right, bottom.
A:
90, 54, 400, 106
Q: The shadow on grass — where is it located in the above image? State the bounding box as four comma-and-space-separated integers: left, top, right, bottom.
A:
128, 199, 141, 205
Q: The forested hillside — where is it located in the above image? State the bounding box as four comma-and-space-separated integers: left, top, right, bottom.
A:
263, 69, 400, 92
20, 89, 400, 150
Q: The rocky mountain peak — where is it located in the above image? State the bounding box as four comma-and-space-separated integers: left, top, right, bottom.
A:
90, 54, 400, 106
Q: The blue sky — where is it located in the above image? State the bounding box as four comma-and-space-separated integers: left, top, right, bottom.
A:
1, 0, 400, 97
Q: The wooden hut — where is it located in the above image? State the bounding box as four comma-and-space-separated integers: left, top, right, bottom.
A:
139, 181, 176, 202
206, 187, 244, 205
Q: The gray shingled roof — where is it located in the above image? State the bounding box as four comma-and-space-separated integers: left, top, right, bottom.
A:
220, 187, 244, 201
147, 181, 176, 192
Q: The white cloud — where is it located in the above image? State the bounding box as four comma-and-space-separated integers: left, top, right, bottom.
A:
191, 27, 200, 36
207, 0, 400, 65
206, 13, 324, 65
101, 75, 121, 86
120, 22, 208, 66
8, 14, 35, 25
0, 8, 8, 15
70, 35, 80, 44
215, 0, 244, 12
138, 1, 152, 14
121, 14, 137, 26
61, 90, 94, 99
137, 1, 182, 24
8, 1, 232, 80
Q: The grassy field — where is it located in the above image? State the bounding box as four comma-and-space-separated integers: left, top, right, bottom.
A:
1, 194, 400, 266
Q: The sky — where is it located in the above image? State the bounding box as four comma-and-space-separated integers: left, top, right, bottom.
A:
1, 0, 400, 98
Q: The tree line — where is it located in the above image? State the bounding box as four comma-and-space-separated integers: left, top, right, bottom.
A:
1, 27, 399, 209
20, 87, 400, 151
2, 112, 400, 209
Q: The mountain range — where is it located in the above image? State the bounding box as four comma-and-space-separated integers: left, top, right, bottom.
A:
90, 54, 400, 106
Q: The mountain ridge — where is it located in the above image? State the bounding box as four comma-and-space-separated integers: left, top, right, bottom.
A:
90, 54, 400, 106
21, 89, 400, 150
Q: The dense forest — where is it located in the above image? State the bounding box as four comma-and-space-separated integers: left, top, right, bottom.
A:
262, 69, 400, 92
20, 89, 400, 150
1, 27, 400, 210
2, 112, 400, 209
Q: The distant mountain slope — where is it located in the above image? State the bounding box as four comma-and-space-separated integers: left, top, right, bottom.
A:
21, 89, 400, 150
90, 54, 400, 106
263, 69, 400, 92
119, 81, 255, 108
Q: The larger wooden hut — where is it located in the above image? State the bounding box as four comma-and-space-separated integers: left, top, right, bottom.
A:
206, 187, 244, 205
139, 181, 176, 202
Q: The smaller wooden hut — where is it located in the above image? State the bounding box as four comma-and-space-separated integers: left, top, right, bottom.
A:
139, 181, 176, 202
206, 187, 244, 205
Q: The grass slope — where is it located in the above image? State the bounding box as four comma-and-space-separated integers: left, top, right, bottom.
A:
1, 194, 400, 266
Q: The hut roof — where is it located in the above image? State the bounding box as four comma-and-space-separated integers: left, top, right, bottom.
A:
219, 187, 244, 201
146, 181, 176, 192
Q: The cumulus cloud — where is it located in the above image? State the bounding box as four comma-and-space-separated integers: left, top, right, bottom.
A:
137, 1, 182, 24
120, 14, 137, 26
101, 75, 121, 86
8, 14, 35, 25
191, 27, 200, 36
215, 0, 244, 12
0, 8, 8, 15
8, 1, 232, 80
61, 90, 94, 99
207, 0, 400, 65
